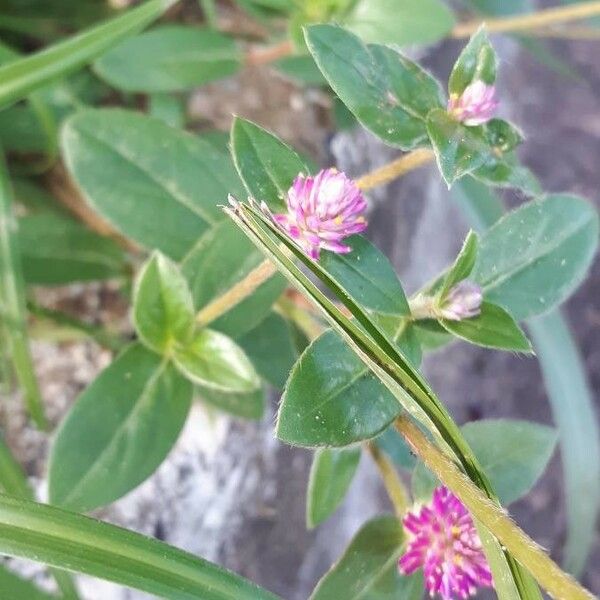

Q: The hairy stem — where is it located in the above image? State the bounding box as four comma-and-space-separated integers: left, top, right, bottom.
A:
453, 1, 600, 37
355, 149, 435, 191
395, 415, 595, 600
366, 442, 410, 517
195, 260, 277, 326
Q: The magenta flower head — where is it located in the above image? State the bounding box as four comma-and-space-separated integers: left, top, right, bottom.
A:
399, 486, 493, 600
272, 168, 367, 260
439, 281, 483, 321
448, 80, 498, 126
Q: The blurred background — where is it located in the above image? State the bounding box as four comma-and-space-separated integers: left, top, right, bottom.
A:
0, 1, 599, 598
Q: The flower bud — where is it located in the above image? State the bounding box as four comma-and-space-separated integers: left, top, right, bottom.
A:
439, 280, 482, 321
448, 80, 498, 126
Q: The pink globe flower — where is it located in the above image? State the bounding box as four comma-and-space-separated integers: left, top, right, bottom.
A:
272, 168, 368, 260
439, 281, 483, 321
448, 81, 498, 126
399, 486, 493, 600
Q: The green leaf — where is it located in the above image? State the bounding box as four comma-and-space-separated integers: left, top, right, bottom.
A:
148, 93, 186, 128
344, 0, 455, 47
18, 212, 125, 285
277, 330, 399, 447
471, 152, 541, 196
133, 251, 195, 354
0, 494, 282, 600
440, 301, 533, 352
320, 236, 410, 317
62, 109, 245, 259
275, 55, 326, 85
231, 117, 310, 211
305, 24, 444, 150
426, 108, 493, 186
237, 312, 298, 390
310, 516, 423, 600
374, 425, 416, 470
448, 26, 497, 95
474, 194, 599, 320
173, 329, 260, 393
49, 343, 192, 512
451, 177, 505, 232
181, 220, 286, 338
529, 312, 600, 575
94, 25, 241, 93
0, 0, 177, 108
306, 447, 361, 528
413, 419, 557, 506
484, 119, 524, 154
438, 229, 478, 300
0, 152, 46, 428
196, 385, 265, 420
0, 564, 55, 600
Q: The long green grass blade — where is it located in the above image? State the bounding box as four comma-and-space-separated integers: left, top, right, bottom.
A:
0, 494, 281, 600
0, 0, 178, 108
0, 149, 46, 428
227, 202, 539, 599
0, 433, 81, 599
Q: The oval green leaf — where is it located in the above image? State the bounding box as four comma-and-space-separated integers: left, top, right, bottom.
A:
440, 301, 533, 352
345, 0, 455, 47
196, 385, 265, 420
49, 343, 192, 512
94, 25, 241, 93
474, 194, 599, 320
306, 447, 361, 529
133, 251, 195, 354
277, 330, 400, 447
62, 109, 245, 259
310, 515, 422, 600
231, 117, 310, 211
173, 329, 260, 393
237, 312, 298, 390
305, 24, 444, 150
18, 212, 125, 285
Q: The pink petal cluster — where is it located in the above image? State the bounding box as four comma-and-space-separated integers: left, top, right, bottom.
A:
448, 81, 498, 126
272, 168, 367, 260
439, 281, 483, 321
399, 486, 493, 600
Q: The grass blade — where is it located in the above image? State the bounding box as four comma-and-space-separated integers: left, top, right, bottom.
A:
0, 0, 178, 108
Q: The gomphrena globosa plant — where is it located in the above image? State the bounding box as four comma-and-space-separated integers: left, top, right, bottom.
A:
0, 1, 599, 599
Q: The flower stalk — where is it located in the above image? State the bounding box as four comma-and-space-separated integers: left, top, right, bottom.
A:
355, 148, 435, 191
452, 1, 600, 37
394, 415, 595, 600
195, 259, 277, 327
366, 441, 410, 517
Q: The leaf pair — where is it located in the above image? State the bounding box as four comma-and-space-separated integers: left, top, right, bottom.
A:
49, 252, 261, 513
